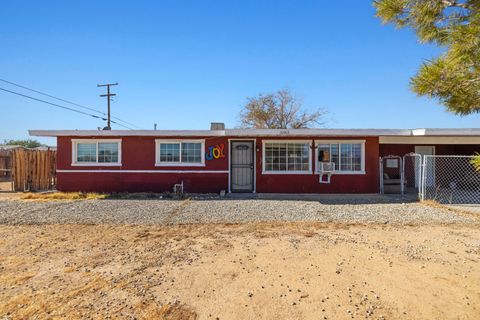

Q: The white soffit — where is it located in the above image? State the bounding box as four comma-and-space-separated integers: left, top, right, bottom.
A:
379, 136, 480, 144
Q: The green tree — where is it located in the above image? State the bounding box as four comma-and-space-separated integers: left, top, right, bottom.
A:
374, 0, 480, 115
3, 139, 44, 148
239, 89, 327, 129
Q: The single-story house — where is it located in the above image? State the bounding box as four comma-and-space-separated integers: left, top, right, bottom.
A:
29, 125, 480, 194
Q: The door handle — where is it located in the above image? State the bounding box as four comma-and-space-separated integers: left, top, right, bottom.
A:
250, 164, 254, 169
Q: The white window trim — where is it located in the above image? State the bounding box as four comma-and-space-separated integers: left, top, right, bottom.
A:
314, 139, 366, 175
262, 140, 312, 175
71, 139, 122, 166
155, 139, 205, 167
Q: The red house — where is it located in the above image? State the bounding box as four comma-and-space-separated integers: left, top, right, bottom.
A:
30, 126, 480, 194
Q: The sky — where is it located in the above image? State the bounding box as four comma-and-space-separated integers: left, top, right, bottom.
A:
1, 0, 478, 145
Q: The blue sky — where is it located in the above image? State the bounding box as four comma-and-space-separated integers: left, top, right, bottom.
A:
1, 0, 478, 145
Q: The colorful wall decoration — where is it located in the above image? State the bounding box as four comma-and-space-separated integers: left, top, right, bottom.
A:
206, 144, 225, 160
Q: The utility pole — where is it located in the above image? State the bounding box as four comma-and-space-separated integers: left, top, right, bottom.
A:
97, 82, 118, 130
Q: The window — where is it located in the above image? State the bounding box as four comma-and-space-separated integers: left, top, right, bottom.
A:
316, 141, 364, 173
263, 141, 311, 173
156, 140, 204, 166
159, 143, 180, 162
77, 143, 97, 163
181, 143, 202, 163
98, 143, 119, 163
72, 139, 121, 165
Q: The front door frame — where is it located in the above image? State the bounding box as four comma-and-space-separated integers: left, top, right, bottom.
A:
228, 139, 256, 193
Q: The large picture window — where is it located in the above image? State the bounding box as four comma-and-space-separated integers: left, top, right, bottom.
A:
72, 139, 121, 165
316, 141, 365, 173
156, 140, 204, 166
263, 141, 311, 173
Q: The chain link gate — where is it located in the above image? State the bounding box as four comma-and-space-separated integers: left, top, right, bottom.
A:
379, 155, 403, 194
402, 153, 422, 199
421, 155, 480, 204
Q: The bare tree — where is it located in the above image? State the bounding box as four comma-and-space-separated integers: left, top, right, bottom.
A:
239, 89, 327, 129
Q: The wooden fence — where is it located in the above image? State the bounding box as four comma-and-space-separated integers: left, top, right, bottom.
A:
0, 150, 12, 180
12, 148, 56, 191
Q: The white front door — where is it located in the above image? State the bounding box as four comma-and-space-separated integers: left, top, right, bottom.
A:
415, 146, 435, 187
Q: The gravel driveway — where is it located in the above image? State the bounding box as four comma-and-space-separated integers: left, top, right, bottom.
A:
0, 196, 477, 225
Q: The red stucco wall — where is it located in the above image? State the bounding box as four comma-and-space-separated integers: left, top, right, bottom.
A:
254, 137, 380, 194
57, 136, 229, 193
56, 135, 381, 193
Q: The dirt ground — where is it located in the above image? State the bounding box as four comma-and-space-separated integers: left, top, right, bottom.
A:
0, 222, 479, 320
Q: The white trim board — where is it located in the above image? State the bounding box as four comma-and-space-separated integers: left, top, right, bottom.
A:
30, 128, 480, 138
379, 136, 480, 144
57, 169, 229, 174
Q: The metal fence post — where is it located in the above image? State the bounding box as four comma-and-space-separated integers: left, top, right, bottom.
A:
421, 155, 427, 201
417, 154, 422, 200
400, 156, 404, 196
379, 157, 383, 194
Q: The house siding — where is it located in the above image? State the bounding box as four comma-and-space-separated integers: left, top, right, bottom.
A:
254, 136, 379, 193
56, 135, 380, 194
57, 136, 229, 193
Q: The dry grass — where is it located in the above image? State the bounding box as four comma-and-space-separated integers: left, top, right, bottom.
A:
421, 199, 480, 220
0, 223, 479, 319
19, 191, 170, 201
156, 303, 198, 320
20, 192, 107, 201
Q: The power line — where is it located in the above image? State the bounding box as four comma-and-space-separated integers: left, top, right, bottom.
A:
0, 78, 104, 115
0, 86, 134, 129
0, 78, 142, 129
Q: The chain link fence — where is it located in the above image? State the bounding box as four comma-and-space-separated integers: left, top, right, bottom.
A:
421, 155, 480, 204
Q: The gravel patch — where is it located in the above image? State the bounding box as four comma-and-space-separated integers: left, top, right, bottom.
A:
0, 197, 477, 225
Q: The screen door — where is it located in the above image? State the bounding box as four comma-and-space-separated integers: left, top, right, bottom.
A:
230, 141, 254, 192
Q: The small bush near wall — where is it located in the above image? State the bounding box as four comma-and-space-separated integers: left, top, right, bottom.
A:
471, 153, 480, 172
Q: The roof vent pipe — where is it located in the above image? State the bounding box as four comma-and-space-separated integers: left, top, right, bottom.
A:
210, 122, 225, 130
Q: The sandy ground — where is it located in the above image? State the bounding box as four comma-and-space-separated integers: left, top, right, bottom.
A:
0, 222, 479, 320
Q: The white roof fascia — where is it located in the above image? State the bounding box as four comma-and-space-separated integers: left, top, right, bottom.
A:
30, 129, 410, 137
29, 128, 480, 138
379, 136, 480, 144
225, 129, 411, 136
411, 129, 426, 136
29, 130, 226, 137
421, 128, 480, 136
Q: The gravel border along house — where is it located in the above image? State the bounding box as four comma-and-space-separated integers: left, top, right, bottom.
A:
0, 194, 477, 226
